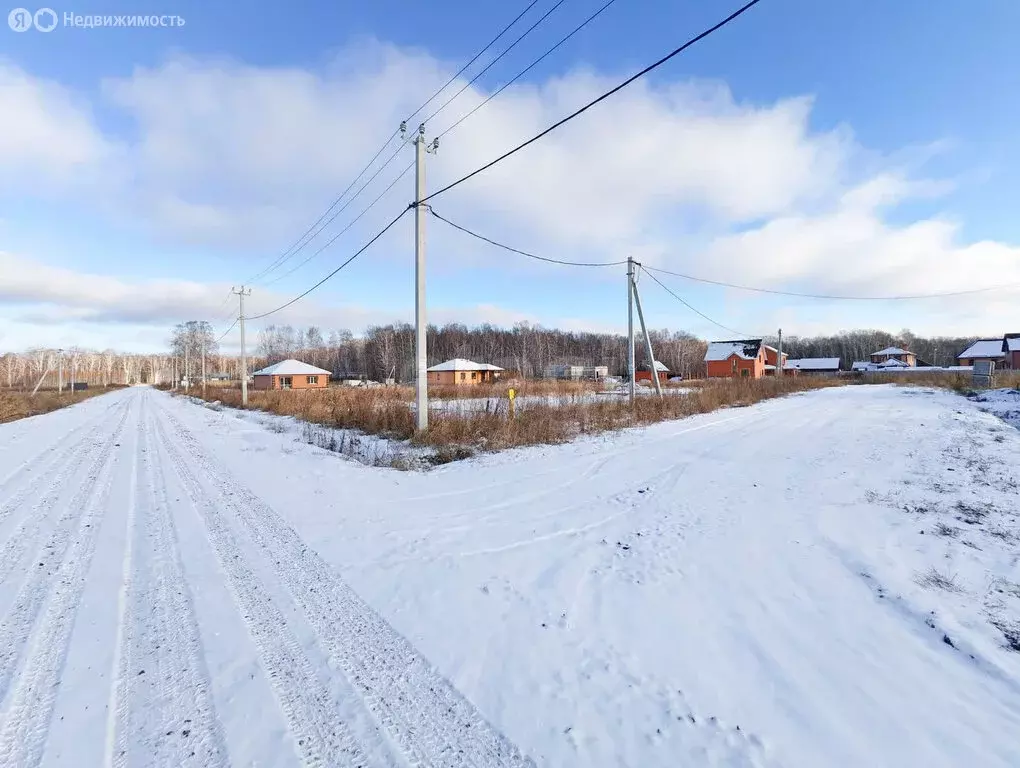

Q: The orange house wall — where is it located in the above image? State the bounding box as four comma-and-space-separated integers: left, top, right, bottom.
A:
252, 374, 328, 390
705, 354, 766, 379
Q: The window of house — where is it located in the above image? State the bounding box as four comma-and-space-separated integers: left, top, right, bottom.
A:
471, 371, 477, 380
281, 376, 293, 389
741, 369, 749, 378
307, 376, 318, 385
460, 372, 466, 381
731, 358, 738, 373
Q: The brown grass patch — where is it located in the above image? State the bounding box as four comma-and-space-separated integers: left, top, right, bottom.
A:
0, 386, 123, 424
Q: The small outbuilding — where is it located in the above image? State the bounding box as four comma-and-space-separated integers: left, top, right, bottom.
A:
252, 359, 331, 390
427, 358, 504, 386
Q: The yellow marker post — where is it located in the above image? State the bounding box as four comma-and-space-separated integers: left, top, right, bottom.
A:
507, 387, 517, 420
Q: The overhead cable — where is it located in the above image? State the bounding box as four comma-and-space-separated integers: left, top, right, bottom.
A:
246, 206, 411, 321
438, 0, 621, 139
263, 161, 415, 286
430, 207, 626, 266
641, 266, 754, 337
405, 0, 542, 124
641, 264, 1020, 301
421, 0, 763, 204
421, 0, 569, 127
215, 316, 239, 343
245, 127, 401, 284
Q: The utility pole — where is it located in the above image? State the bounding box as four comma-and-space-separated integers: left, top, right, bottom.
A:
57, 348, 63, 394
184, 339, 190, 390
627, 257, 636, 405
777, 328, 783, 379
630, 267, 662, 398
233, 286, 251, 406
404, 121, 438, 432
201, 335, 206, 394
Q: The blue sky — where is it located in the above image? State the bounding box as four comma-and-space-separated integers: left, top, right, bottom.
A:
2, 0, 1019, 352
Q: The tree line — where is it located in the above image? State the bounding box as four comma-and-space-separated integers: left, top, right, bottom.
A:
1, 325, 988, 391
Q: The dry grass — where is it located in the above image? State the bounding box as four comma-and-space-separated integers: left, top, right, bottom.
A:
0, 386, 123, 424
178, 375, 841, 453
852, 370, 1020, 393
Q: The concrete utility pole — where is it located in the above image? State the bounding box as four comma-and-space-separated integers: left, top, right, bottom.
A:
201, 336, 206, 394
233, 286, 252, 406
777, 328, 783, 378
627, 257, 636, 405
405, 121, 438, 432
630, 268, 663, 398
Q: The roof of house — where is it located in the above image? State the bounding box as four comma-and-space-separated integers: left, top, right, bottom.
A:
851, 361, 875, 371
872, 346, 910, 356
639, 360, 670, 372
252, 359, 331, 376
705, 339, 763, 362
426, 358, 504, 372
1007, 336, 1020, 352
877, 358, 910, 368
957, 339, 1006, 359
786, 357, 841, 371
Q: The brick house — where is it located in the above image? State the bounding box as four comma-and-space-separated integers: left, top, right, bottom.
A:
705, 339, 766, 379
252, 359, 330, 390
870, 347, 917, 367
427, 358, 504, 386
636, 361, 670, 384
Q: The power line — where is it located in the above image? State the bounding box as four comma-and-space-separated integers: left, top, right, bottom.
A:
641, 264, 1020, 301
251, 135, 409, 285
264, 160, 415, 286
246, 206, 412, 321
430, 207, 626, 267
245, 127, 401, 285
214, 316, 239, 343
439, 0, 621, 140
640, 266, 753, 337
421, 0, 763, 204
405, 0, 543, 124
421, 0, 569, 127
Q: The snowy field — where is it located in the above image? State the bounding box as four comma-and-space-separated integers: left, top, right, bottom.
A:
0, 384, 1018, 766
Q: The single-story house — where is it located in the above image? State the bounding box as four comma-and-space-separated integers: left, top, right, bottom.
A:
705, 339, 766, 378
427, 358, 503, 386
252, 359, 331, 390
1007, 335, 1020, 369
545, 364, 610, 380
870, 347, 917, 367
786, 357, 841, 375
636, 360, 670, 384
957, 339, 1007, 369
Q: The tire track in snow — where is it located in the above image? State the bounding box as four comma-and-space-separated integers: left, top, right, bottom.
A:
0, 395, 123, 498
155, 400, 535, 768
0, 398, 129, 533
0, 400, 132, 706
152, 414, 371, 768
107, 393, 229, 768
0, 397, 131, 766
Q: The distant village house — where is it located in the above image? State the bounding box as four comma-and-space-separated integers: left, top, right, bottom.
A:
705, 340, 766, 379
870, 347, 917, 367
427, 358, 504, 386
636, 361, 670, 384
957, 335, 1020, 369
252, 359, 330, 390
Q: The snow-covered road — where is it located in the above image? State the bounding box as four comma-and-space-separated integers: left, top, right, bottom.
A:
0, 384, 1018, 767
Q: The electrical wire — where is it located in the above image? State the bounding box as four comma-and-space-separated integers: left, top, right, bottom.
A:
640, 266, 754, 337
438, 0, 621, 139
246, 206, 412, 321
250, 135, 410, 285
405, 0, 543, 124
421, 0, 569, 127
641, 264, 1020, 301
215, 316, 239, 343
264, 160, 415, 286
430, 207, 626, 266
245, 127, 401, 285
421, 0, 762, 205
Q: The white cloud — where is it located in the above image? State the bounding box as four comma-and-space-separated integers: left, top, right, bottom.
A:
1, 42, 1018, 346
